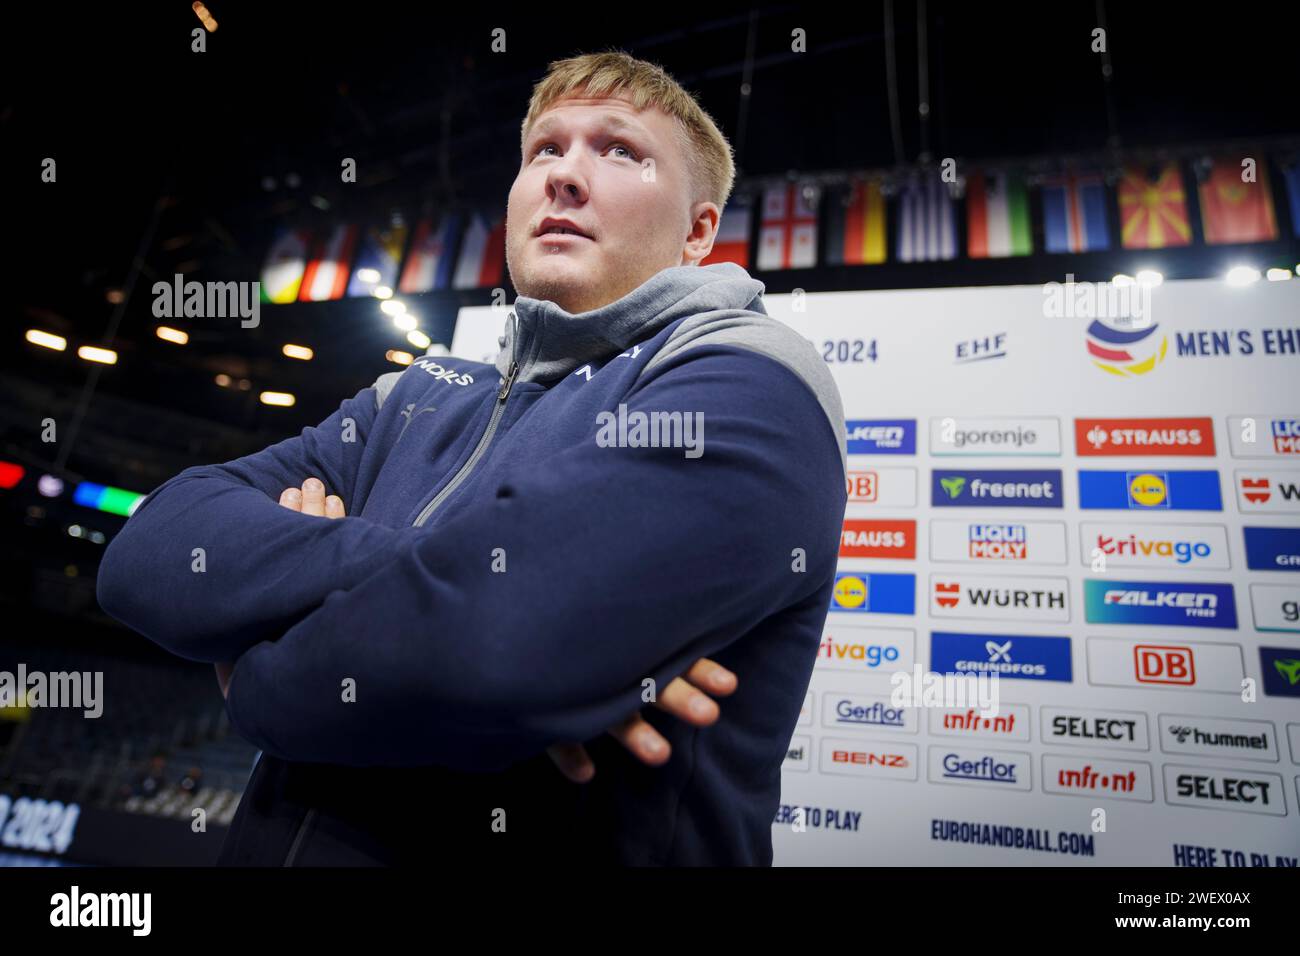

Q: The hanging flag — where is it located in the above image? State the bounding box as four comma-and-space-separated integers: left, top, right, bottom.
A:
1041, 171, 1111, 253
259, 227, 311, 304
346, 216, 410, 297
398, 214, 462, 293
297, 224, 358, 302
1118, 162, 1192, 249
824, 175, 887, 265
896, 173, 957, 262
966, 170, 1032, 258
452, 211, 507, 290
701, 195, 752, 267
1283, 158, 1300, 238
1199, 157, 1279, 244
757, 183, 818, 270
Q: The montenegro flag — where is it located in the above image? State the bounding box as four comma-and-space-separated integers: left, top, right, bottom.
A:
1198, 157, 1279, 244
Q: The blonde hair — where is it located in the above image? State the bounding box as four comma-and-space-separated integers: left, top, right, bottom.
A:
519, 49, 736, 212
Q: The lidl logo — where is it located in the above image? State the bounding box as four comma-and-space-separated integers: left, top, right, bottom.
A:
931, 470, 1063, 508
1084, 580, 1238, 628
1085, 318, 1168, 376
830, 572, 915, 615
1078, 469, 1222, 511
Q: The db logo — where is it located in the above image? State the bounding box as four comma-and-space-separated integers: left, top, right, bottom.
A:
1134, 644, 1196, 685
846, 471, 878, 502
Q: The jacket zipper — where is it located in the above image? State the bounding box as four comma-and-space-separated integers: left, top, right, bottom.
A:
411, 313, 520, 528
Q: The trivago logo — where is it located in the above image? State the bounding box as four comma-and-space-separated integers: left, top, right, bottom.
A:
1082, 522, 1230, 569
1085, 318, 1168, 376
1075, 417, 1215, 456
931, 470, 1063, 508
1077, 469, 1222, 511
829, 572, 916, 615
845, 419, 916, 455
1084, 580, 1238, 629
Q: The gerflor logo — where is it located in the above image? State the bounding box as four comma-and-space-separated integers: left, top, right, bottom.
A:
595, 404, 704, 459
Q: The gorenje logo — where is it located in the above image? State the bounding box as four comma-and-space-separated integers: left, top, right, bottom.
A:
845, 419, 916, 454
1077, 469, 1222, 510
1074, 417, 1215, 456
1084, 580, 1238, 628
1227, 415, 1300, 457
1234, 470, 1300, 513
931, 470, 1063, 508
1248, 583, 1300, 632
930, 632, 1073, 682
929, 574, 1070, 622
839, 520, 916, 559
1081, 522, 1229, 569
929, 417, 1062, 456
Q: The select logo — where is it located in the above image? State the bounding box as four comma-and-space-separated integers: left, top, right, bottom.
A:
929, 573, 1070, 622
1040, 706, 1150, 751
1081, 522, 1230, 569
929, 632, 1073, 682
1086, 638, 1245, 694
839, 519, 916, 559
845, 466, 918, 507
845, 419, 916, 455
1249, 583, 1300, 632
1227, 415, 1300, 458
1243, 527, 1300, 571
929, 417, 1061, 456
1163, 765, 1286, 816
1077, 469, 1223, 511
929, 746, 1032, 790
931, 469, 1064, 508
1075, 417, 1215, 456
1234, 470, 1300, 513
1043, 755, 1155, 802
1083, 580, 1238, 628
830, 573, 916, 615
929, 520, 1068, 565
819, 738, 919, 780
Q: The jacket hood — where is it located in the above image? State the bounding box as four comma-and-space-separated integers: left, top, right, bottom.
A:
495, 261, 767, 384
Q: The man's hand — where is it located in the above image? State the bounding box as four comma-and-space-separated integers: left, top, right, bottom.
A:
546, 658, 738, 783
214, 477, 346, 699
220, 477, 738, 781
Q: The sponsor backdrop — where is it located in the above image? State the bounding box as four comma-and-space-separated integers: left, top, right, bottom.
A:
455, 277, 1300, 866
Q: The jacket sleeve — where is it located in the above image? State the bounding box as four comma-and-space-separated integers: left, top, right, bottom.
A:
97, 382, 417, 663
224, 345, 847, 771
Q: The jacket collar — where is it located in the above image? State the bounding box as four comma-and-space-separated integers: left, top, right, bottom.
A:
494, 262, 766, 385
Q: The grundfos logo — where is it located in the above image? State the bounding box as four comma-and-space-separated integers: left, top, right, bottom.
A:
411, 356, 474, 386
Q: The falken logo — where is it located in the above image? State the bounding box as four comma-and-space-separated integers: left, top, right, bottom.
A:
1084, 580, 1238, 628
845, 419, 916, 455
411, 356, 474, 386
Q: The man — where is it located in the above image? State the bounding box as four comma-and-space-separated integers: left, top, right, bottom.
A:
98, 50, 847, 865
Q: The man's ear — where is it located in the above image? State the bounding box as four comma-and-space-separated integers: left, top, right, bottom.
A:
681, 201, 720, 266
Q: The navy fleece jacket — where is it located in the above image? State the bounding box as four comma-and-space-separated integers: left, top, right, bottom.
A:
97, 261, 848, 864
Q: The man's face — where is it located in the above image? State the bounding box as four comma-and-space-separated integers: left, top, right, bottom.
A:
506, 95, 717, 315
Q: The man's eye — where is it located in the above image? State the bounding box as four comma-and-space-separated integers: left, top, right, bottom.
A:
610, 143, 638, 160
534, 143, 557, 158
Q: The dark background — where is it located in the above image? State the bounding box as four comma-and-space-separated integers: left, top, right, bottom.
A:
0, 0, 1297, 865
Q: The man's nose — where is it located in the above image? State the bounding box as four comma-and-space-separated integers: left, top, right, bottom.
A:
545, 158, 588, 203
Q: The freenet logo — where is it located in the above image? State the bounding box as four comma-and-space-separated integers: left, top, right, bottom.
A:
931, 470, 1063, 508
846, 419, 916, 455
